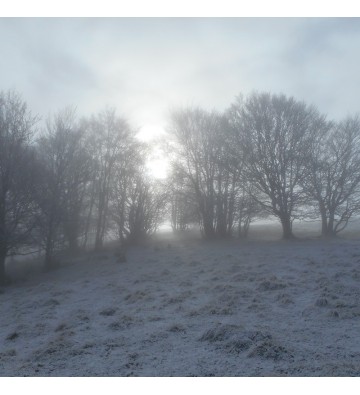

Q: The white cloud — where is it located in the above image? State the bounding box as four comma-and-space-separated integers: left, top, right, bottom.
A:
1, 18, 360, 130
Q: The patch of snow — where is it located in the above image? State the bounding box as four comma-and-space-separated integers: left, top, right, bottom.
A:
1, 225, 360, 376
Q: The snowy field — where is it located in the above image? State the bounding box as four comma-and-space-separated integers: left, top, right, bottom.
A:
1, 223, 360, 376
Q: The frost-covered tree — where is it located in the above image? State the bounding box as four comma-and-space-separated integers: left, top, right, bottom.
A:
304, 116, 360, 236
168, 107, 240, 239
35, 107, 91, 268
0, 90, 38, 284
229, 92, 328, 239
84, 108, 134, 250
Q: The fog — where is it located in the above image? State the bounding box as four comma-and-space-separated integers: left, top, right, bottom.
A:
2, 18, 360, 132
1, 17, 360, 380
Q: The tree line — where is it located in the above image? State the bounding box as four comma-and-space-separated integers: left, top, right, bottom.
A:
0, 90, 167, 284
168, 92, 360, 241
2, 89, 360, 284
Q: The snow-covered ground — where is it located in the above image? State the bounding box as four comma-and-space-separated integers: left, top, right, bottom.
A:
1, 224, 360, 376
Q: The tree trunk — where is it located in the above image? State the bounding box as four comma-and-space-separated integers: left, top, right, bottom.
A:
94, 205, 105, 250
65, 208, 80, 253
321, 215, 328, 237
44, 230, 55, 271
66, 215, 79, 252
0, 204, 9, 284
319, 204, 334, 237
327, 213, 335, 237
95, 210, 103, 250
202, 216, 215, 239
238, 216, 251, 239
0, 248, 8, 285
280, 214, 294, 239
83, 181, 96, 249
95, 194, 109, 250
321, 210, 336, 238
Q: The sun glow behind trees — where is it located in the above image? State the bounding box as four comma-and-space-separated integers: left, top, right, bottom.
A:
137, 123, 169, 179
3, 87, 360, 285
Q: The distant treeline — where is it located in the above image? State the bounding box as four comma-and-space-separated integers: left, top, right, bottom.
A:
168, 93, 360, 241
1, 89, 360, 284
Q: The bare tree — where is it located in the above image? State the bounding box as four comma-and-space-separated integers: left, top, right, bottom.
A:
125, 174, 168, 244
304, 116, 360, 236
229, 92, 328, 239
169, 107, 239, 239
169, 170, 199, 232
108, 138, 168, 247
35, 107, 90, 268
85, 108, 134, 250
110, 139, 144, 245
236, 181, 263, 238
0, 90, 38, 284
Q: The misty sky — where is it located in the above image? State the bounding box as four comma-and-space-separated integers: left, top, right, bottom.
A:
1, 18, 360, 138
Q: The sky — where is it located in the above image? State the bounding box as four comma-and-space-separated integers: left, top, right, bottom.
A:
2, 18, 360, 134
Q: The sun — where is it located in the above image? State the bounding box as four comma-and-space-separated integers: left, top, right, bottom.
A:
146, 157, 169, 179
136, 123, 169, 179
136, 123, 165, 142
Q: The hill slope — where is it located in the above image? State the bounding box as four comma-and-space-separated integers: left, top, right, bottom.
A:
1, 232, 360, 376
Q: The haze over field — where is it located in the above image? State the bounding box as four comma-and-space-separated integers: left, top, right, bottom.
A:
1, 17, 360, 380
